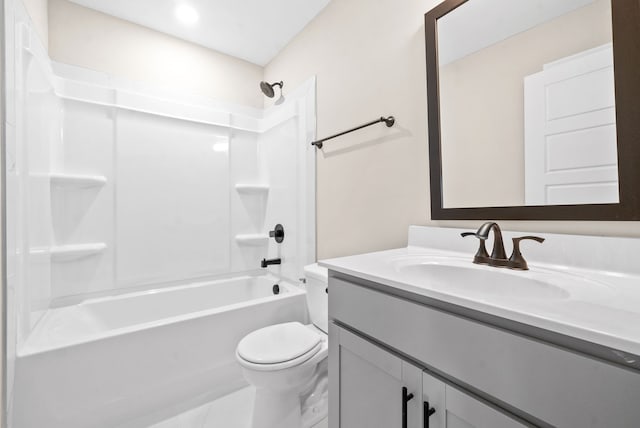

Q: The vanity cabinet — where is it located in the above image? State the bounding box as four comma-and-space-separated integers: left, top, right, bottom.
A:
330, 322, 529, 428
328, 275, 640, 428
329, 323, 423, 427
422, 371, 528, 428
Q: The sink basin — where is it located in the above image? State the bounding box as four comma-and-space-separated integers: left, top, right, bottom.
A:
394, 261, 570, 300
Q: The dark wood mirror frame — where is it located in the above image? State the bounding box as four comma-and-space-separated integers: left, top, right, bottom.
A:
425, 0, 640, 220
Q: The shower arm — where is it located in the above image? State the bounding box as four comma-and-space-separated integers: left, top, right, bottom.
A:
311, 116, 395, 149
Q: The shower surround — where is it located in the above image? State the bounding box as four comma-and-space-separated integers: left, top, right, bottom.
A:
4, 2, 317, 426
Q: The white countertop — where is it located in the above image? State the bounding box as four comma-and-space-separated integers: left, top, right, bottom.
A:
320, 226, 640, 359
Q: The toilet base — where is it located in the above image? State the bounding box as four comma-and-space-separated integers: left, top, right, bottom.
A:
301, 359, 328, 427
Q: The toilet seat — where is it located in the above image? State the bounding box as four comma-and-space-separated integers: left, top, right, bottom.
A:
237, 322, 323, 371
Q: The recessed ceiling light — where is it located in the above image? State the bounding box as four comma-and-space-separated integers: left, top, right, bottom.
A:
175, 4, 199, 25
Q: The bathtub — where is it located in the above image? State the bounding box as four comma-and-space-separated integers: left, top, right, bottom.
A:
13, 274, 307, 428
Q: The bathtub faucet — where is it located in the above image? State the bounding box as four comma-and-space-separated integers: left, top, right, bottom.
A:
261, 258, 281, 268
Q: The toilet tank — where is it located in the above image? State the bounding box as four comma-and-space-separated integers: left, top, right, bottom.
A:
303, 263, 328, 333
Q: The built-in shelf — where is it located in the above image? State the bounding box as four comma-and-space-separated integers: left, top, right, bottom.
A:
50, 243, 107, 262
235, 234, 269, 246
235, 184, 269, 195
50, 173, 107, 189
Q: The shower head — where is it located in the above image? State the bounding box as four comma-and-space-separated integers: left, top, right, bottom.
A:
260, 81, 283, 98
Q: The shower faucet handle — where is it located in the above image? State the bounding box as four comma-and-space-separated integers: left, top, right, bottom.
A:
269, 224, 285, 243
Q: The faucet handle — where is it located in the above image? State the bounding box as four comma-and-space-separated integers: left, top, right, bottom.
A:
461, 232, 490, 265
508, 236, 545, 270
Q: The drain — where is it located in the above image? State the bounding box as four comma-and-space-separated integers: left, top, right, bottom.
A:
272, 284, 280, 295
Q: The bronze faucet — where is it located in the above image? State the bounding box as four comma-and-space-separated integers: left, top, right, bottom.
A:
508, 236, 545, 270
462, 222, 544, 270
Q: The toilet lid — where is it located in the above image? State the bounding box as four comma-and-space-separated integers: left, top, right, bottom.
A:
237, 322, 321, 364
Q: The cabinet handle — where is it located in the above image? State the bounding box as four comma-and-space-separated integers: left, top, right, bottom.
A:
423, 401, 436, 428
402, 387, 414, 428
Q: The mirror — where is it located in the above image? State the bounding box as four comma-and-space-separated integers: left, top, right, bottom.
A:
425, 0, 640, 220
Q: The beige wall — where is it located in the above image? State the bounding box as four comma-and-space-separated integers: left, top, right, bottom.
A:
265, 0, 436, 258
48, 0, 264, 109
22, 0, 47, 48
440, 0, 612, 208
265, 0, 640, 260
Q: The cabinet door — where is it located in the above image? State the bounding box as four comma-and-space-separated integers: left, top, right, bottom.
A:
422, 372, 529, 428
330, 323, 423, 428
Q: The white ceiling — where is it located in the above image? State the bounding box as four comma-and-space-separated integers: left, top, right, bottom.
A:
68, 0, 331, 66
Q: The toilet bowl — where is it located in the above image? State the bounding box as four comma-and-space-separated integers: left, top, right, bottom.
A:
236, 264, 328, 428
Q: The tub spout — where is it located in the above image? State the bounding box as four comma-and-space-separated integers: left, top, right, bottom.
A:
261, 258, 281, 268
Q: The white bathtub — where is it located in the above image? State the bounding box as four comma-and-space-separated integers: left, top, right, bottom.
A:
13, 274, 308, 428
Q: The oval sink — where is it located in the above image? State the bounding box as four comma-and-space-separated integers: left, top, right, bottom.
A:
394, 261, 571, 300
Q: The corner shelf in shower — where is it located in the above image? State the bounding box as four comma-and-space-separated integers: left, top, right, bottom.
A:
235, 234, 270, 246
50, 243, 107, 262
50, 173, 107, 189
235, 184, 269, 195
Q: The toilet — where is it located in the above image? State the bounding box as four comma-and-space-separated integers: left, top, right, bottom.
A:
236, 263, 328, 428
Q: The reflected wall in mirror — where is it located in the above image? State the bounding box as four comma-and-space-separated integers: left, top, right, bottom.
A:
425, 0, 640, 220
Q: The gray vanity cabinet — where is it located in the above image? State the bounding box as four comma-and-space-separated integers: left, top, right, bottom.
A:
422, 371, 528, 428
329, 323, 529, 428
328, 274, 640, 427
329, 323, 423, 427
